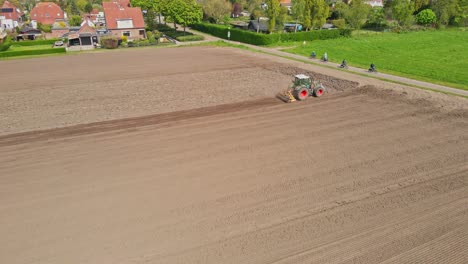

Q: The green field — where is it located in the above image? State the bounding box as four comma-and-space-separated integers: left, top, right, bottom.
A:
277, 30, 468, 90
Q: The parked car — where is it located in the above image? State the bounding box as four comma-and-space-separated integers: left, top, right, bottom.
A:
52, 40, 64, 48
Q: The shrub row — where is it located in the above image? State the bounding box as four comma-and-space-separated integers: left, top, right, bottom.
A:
155, 24, 175, 32
0, 47, 66, 58
164, 30, 193, 39
13, 39, 59, 46
0, 37, 12, 52
176, 35, 205, 42
191, 23, 351, 45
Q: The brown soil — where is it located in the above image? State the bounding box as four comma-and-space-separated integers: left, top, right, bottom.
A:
0, 47, 467, 264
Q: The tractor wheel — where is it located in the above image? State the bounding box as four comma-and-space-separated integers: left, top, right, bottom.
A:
314, 87, 325, 97
295, 87, 309, 101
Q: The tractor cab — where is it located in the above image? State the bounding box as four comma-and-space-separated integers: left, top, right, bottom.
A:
293, 74, 311, 88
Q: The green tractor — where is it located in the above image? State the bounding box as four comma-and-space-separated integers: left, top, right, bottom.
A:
278, 74, 326, 103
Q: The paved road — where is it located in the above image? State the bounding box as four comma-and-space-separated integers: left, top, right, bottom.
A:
179, 27, 468, 98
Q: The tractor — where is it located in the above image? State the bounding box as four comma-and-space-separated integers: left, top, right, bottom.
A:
277, 74, 326, 103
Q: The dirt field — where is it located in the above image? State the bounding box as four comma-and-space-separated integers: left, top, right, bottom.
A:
0, 47, 467, 264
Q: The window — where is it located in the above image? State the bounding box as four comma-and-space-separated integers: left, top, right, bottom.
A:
123, 31, 130, 37
139, 30, 145, 36
116, 19, 133, 29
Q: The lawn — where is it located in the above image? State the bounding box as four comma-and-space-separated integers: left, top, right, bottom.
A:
277, 29, 468, 90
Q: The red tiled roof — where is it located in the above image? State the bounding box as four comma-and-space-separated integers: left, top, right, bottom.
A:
0, 0, 22, 21
30, 2, 64, 25
103, 1, 145, 30
78, 23, 97, 35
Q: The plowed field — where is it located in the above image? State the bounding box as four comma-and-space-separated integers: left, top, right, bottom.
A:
0, 47, 467, 264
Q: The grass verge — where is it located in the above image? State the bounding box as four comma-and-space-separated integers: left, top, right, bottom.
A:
273, 30, 468, 90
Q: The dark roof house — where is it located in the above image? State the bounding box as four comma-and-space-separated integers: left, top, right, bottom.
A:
248, 20, 269, 33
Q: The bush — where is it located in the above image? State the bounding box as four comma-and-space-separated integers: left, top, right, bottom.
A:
152, 30, 162, 39
191, 23, 350, 45
100, 37, 119, 49
416, 9, 437, 25
121, 35, 128, 43
176, 35, 205, 42
14, 39, 59, 46
0, 47, 66, 58
331, 19, 346, 29
155, 24, 174, 32
0, 37, 12, 52
38, 23, 52, 33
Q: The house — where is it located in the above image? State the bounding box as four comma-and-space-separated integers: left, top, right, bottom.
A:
17, 27, 42, 40
248, 20, 269, 33
103, 0, 146, 40
0, 0, 23, 30
279, 0, 292, 11
49, 20, 69, 39
81, 17, 95, 28
0, 27, 7, 44
367, 0, 384, 7
87, 9, 105, 26
30, 2, 65, 28
67, 22, 99, 51
230, 21, 248, 30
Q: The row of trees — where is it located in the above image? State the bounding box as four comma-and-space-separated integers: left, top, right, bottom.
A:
202, 0, 467, 31
131, 0, 203, 31
330, 0, 467, 30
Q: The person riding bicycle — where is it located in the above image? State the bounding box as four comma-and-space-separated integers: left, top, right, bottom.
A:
369, 63, 376, 72
310, 51, 316, 58
340, 59, 347, 68
322, 52, 328, 62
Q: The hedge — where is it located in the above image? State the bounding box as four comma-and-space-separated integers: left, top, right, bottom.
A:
176, 35, 205, 42
191, 23, 352, 45
0, 37, 12, 52
0, 47, 66, 58
14, 39, 59, 46
164, 30, 193, 39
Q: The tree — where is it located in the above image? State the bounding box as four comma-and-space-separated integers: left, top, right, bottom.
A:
69, 0, 80, 15
346, 0, 370, 29
431, 0, 459, 25
292, 0, 306, 31
245, 0, 263, 19
392, 0, 414, 26
303, 0, 312, 30
265, 0, 280, 32
310, 0, 329, 29
276, 5, 289, 30
69, 15, 82, 26
201, 0, 232, 24
76, 0, 89, 13
367, 7, 387, 28
84, 2, 93, 13
415, 8, 437, 24
131, 0, 166, 24
411, 0, 430, 13
165, 0, 203, 31
455, 0, 468, 26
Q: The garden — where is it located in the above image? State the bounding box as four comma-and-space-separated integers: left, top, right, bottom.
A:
0, 38, 66, 59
